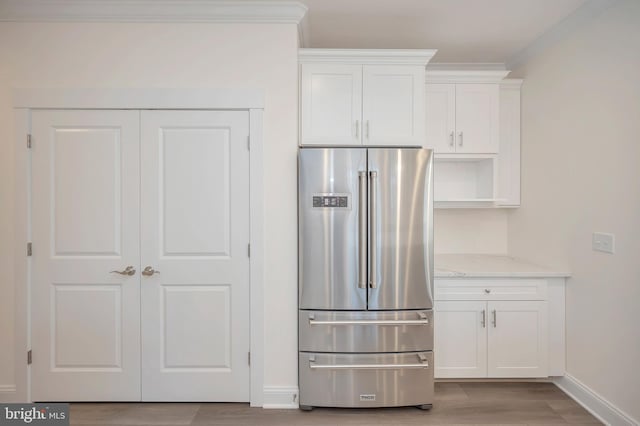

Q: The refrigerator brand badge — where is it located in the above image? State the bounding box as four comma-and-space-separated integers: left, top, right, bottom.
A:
359, 394, 376, 401
312, 194, 350, 209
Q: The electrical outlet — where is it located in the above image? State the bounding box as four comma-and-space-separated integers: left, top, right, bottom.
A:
592, 232, 615, 254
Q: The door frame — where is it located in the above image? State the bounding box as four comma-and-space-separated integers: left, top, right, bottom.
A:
12, 88, 266, 406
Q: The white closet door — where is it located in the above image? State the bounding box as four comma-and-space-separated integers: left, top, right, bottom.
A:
31, 110, 141, 401
140, 110, 251, 401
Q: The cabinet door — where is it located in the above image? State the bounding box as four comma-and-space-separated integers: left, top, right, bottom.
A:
455, 84, 499, 153
363, 65, 425, 146
434, 301, 487, 378
425, 84, 456, 153
300, 64, 362, 145
488, 301, 548, 377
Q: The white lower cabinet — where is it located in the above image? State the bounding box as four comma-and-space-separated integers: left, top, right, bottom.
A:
434, 278, 556, 379
487, 301, 548, 377
434, 301, 487, 378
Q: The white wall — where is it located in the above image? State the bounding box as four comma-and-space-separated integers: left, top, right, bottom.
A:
508, 0, 640, 421
0, 22, 299, 394
435, 209, 508, 254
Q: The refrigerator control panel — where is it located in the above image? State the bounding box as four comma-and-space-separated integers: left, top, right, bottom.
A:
312, 194, 350, 209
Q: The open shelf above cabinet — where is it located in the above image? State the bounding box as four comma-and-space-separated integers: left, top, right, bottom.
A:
434, 156, 502, 208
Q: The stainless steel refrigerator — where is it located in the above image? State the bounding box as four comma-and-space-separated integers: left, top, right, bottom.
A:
298, 147, 434, 410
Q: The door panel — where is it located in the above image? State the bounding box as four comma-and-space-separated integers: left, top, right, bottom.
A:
367, 148, 433, 310
299, 351, 433, 408
31, 110, 141, 401
301, 64, 363, 145
434, 301, 487, 378
299, 310, 433, 353
140, 110, 250, 401
363, 66, 425, 146
488, 301, 548, 377
425, 84, 456, 153
299, 148, 367, 310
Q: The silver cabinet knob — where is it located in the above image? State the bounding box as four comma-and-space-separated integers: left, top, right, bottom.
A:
110, 266, 135, 276
142, 266, 160, 276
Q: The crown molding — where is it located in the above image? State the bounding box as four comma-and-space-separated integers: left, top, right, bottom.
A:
299, 49, 437, 66
0, 0, 308, 24
500, 79, 524, 89
426, 68, 510, 84
506, 0, 619, 70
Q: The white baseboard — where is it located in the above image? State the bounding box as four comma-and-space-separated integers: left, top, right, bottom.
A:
262, 386, 299, 409
554, 375, 637, 426
0, 384, 18, 403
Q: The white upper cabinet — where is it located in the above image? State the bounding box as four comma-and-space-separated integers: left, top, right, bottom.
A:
455, 84, 499, 153
362, 65, 425, 146
425, 84, 456, 153
426, 83, 500, 154
300, 64, 362, 146
299, 49, 436, 146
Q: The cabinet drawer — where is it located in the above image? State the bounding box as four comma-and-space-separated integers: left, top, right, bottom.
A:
435, 279, 547, 301
299, 351, 433, 408
299, 310, 433, 353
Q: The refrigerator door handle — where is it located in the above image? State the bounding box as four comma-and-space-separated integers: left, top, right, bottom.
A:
309, 363, 429, 370
358, 171, 367, 289
309, 353, 429, 370
309, 319, 429, 326
369, 170, 378, 289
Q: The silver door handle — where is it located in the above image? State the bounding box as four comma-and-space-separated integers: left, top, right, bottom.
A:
358, 171, 367, 289
481, 309, 486, 328
369, 171, 377, 289
309, 363, 429, 370
309, 319, 429, 326
458, 131, 464, 146
492, 309, 497, 327
355, 120, 359, 138
366, 120, 370, 139
449, 131, 454, 147
142, 266, 160, 276
110, 266, 135, 276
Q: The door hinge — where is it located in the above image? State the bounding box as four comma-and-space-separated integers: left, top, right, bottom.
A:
27, 134, 32, 149
247, 135, 250, 150
248, 352, 251, 366
247, 243, 250, 258
27, 350, 32, 365
27, 242, 32, 256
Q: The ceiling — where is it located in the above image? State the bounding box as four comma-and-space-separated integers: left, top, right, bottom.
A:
295, 0, 587, 63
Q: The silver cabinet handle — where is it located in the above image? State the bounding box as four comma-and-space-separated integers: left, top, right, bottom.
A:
449, 131, 454, 147
309, 319, 429, 326
355, 120, 359, 138
492, 309, 497, 327
366, 120, 370, 139
481, 309, 486, 328
110, 266, 135, 276
358, 171, 367, 289
458, 131, 464, 146
142, 266, 160, 276
369, 171, 377, 289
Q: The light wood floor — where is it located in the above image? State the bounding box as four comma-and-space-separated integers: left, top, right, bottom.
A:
69, 382, 601, 425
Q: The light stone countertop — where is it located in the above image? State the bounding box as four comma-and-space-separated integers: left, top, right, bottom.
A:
434, 254, 570, 278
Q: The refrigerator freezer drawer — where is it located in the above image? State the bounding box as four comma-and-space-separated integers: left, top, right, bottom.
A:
299, 310, 433, 353
299, 351, 434, 408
